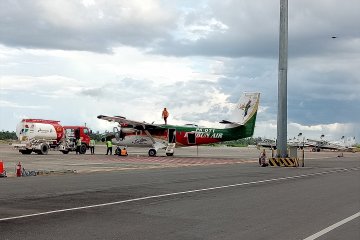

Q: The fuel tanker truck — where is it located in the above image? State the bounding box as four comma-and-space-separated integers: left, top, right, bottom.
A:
12, 119, 91, 155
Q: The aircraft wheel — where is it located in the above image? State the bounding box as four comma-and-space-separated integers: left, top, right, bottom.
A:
148, 149, 157, 157
166, 152, 174, 156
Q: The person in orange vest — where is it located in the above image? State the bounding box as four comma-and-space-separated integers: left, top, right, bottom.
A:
162, 107, 169, 125
120, 147, 128, 156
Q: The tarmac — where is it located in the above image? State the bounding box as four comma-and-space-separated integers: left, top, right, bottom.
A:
1, 143, 354, 177
0, 144, 260, 177
0, 143, 359, 239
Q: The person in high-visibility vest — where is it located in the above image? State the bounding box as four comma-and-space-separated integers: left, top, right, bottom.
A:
162, 108, 169, 125
106, 140, 113, 155
89, 139, 96, 155
76, 138, 81, 154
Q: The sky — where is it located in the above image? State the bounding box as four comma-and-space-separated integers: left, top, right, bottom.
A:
0, 0, 359, 142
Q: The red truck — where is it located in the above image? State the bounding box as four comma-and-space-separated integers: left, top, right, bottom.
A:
13, 119, 91, 155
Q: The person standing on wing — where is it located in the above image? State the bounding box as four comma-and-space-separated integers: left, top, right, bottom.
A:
162, 108, 169, 125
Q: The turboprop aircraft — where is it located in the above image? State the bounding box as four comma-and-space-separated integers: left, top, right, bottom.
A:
306, 135, 356, 152
97, 92, 260, 156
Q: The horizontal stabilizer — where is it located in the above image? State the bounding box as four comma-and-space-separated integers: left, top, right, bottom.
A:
219, 120, 242, 126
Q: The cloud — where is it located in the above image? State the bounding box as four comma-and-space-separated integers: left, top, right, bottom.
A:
0, 75, 85, 99
0, 0, 176, 52
0, 100, 49, 109
155, 0, 360, 59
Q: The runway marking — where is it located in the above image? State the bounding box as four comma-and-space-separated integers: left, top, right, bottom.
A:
0, 167, 359, 222
303, 211, 360, 240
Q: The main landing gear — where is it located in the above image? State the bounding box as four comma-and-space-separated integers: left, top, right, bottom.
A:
148, 142, 176, 157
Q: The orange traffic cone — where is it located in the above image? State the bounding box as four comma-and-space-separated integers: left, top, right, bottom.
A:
0, 160, 6, 177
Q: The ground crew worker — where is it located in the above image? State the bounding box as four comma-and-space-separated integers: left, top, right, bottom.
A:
120, 147, 128, 156
76, 138, 81, 154
259, 149, 268, 167
162, 107, 169, 125
89, 139, 95, 155
106, 140, 113, 155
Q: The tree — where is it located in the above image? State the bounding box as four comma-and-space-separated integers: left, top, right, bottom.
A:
0, 131, 17, 140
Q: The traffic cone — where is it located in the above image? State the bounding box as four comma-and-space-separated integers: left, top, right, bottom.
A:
0, 161, 6, 177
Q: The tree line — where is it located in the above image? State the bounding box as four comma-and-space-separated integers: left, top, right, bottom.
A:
0, 131, 17, 140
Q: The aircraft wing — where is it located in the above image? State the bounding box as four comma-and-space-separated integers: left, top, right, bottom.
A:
97, 115, 164, 130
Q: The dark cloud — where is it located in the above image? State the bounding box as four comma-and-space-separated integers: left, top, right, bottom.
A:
155, 0, 360, 58
0, 0, 176, 53
205, 57, 360, 126
1, 0, 359, 58
80, 87, 106, 98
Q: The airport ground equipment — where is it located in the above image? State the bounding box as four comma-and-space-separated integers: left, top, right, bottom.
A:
12, 119, 91, 155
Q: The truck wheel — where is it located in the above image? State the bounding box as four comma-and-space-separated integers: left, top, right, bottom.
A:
79, 144, 87, 154
61, 150, 69, 154
148, 149, 156, 157
166, 152, 174, 156
19, 149, 32, 154
39, 143, 49, 155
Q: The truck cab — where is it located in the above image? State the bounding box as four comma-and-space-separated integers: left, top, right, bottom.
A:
63, 126, 91, 154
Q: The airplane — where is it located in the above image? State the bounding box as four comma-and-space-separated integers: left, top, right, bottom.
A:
257, 133, 305, 149
306, 135, 356, 152
256, 138, 276, 149
97, 92, 260, 157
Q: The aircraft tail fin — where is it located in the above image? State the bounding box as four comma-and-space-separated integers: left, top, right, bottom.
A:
227, 92, 260, 125
219, 92, 260, 138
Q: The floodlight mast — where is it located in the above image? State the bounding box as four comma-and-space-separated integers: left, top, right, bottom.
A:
277, 0, 288, 157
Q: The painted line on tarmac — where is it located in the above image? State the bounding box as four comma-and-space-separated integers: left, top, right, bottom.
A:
0, 167, 359, 222
303, 211, 360, 240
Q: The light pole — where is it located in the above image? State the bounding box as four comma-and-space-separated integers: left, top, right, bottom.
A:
276, 0, 288, 157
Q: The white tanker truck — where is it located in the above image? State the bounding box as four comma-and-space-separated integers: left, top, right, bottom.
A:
12, 119, 91, 155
